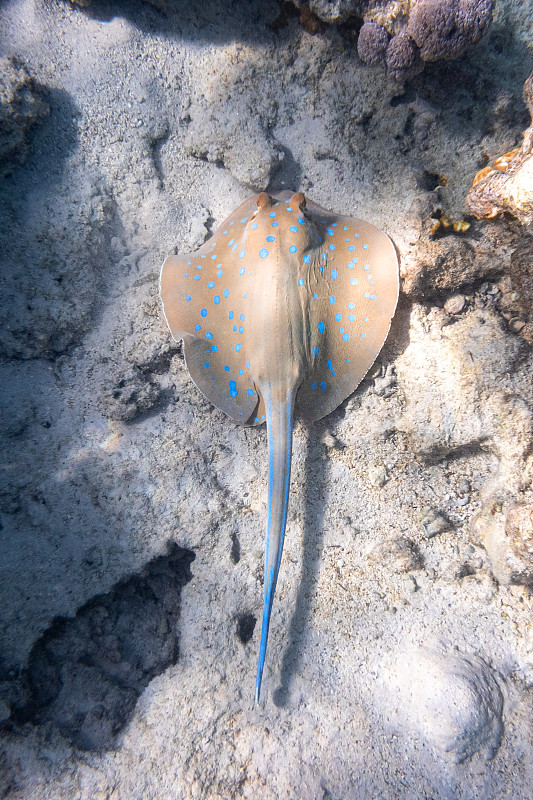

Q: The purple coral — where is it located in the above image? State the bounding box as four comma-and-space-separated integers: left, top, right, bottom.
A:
357, 22, 390, 66
386, 32, 424, 82
408, 0, 495, 62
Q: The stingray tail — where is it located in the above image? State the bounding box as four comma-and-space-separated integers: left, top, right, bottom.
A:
255, 384, 295, 704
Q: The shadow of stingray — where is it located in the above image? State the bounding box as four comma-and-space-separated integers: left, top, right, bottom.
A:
9, 543, 194, 751
273, 423, 327, 707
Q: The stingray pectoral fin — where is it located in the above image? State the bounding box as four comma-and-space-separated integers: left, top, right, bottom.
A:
255, 385, 295, 703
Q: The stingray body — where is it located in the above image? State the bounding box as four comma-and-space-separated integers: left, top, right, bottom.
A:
160, 191, 399, 702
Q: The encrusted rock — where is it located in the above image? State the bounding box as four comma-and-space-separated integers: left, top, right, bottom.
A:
0, 56, 49, 177
372, 536, 423, 573
385, 647, 504, 763
444, 294, 466, 315
497, 235, 533, 345
474, 504, 533, 586
466, 72, 533, 225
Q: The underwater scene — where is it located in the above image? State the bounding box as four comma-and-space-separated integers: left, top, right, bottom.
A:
0, 0, 532, 797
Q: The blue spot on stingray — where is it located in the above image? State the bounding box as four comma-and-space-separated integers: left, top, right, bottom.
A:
298, 278, 305, 287
224, 366, 230, 372
343, 226, 348, 231
240, 313, 245, 320
230, 221, 234, 225
364, 316, 369, 322
228, 239, 234, 246
364, 264, 370, 271
286, 207, 292, 211
240, 217, 247, 223
229, 379, 238, 395
251, 222, 258, 230
201, 308, 207, 317
266, 235, 275, 242
313, 293, 318, 300
332, 223, 337, 227
214, 295, 220, 305
269, 211, 276, 218
272, 221, 279, 227
239, 249, 246, 259
204, 362, 209, 368
210, 255, 216, 259
235, 343, 242, 353
229, 310, 234, 320
361, 332, 366, 338
224, 289, 229, 298
364, 292, 370, 298
354, 233, 359, 239
363, 244, 368, 249
194, 276, 200, 281
348, 314, 355, 322
297, 218, 305, 224
347, 262, 355, 269
289, 245, 297, 253
348, 245, 355, 252
348, 302, 355, 310
318, 320, 325, 333
350, 278, 358, 287
232, 244, 238, 252
223, 230, 228, 235
320, 381, 327, 391
346, 358, 350, 362
321, 253, 327, 261
217, 270, 223, 277
343, 333, 350, 341
329, 296, 335, 305
212, 345, 219, 352
312, 346, 320, 356
246, 361, 251, 368
185, 296, 191, 301
303, 254, 311, 265
208, 281, 215, 289
289, 226, 298, 233
261, 414, 265, 420
329, 244, 335, 251
335, 312, 341, 321
239, 267, 245, 276
238, 326, 244, 334
327, 359, 335, 376
195, 324, 201, 332
345, 238, 349, 243
312, 381, 317, 389
331, 269, 337, 279
326, 228, 334, 236
232, 325, 237, 332
239, 369, 243, 376
184, 272, 189, 277
259, 248, 269, 258
205, 332, 213, 340
318, 235, 323, 244
248, 388, 254, 396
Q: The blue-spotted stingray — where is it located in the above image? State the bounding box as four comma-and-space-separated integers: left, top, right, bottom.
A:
160, 190, 399, 702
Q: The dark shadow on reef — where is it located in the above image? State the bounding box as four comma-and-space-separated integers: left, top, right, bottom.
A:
273, 424, 327, 707
6, 543, 194, 751
59, 0, 296, 44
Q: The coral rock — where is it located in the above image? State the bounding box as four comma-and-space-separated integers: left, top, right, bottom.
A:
408, 0, 495, 62
357, 21, 389, 65
385, 31, 424, 82
0, 56, 49, 177
474, 504, 533, 587
466, 73, 533, 225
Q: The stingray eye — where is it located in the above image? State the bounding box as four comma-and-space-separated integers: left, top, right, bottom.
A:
256, 192, 271, 210
291, 192, 306, 209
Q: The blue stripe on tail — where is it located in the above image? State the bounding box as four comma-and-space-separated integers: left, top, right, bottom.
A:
255, 387, 293, 703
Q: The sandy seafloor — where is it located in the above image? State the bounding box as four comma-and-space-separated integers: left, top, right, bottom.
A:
1, 0, 533, 797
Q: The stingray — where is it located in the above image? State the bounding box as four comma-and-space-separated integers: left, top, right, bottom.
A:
160, 190, 399, 702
